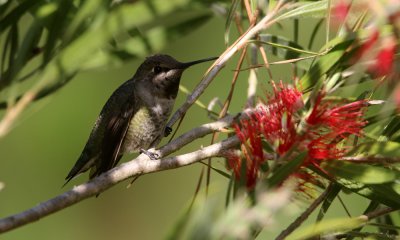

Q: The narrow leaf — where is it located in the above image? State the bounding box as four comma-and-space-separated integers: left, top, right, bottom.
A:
323, 161, 398, 184
299, 39, 354, 92
275, 0, 328, 22
288, 217, 365, 240
267, 152, 307, 187
316, 183, 342, 222
224, 0, 240, 46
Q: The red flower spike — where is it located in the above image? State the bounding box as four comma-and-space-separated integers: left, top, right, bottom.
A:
368, 37, 396, 77
228, 81, 367, 191
259, 82, 303, 155
270, 81, 303, 112
231, 119, 265, 189
231, 83, 304, 189
355, 30, 380, 61
307, 93, 367, 136
308, 134, 346, 162
306, 94, 367, 165
332, 0, 351, 24
226, 152, 241, 180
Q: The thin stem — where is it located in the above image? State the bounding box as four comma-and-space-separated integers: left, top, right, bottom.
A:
275, 184, 333, 240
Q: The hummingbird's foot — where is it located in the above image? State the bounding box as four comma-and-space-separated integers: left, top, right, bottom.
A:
164, 126, 172, 137
140, 148, 159, 160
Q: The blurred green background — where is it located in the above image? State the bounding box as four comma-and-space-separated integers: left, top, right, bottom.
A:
0, 1, 373, 239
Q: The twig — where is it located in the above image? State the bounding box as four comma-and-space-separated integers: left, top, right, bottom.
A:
361, 206, 397, 221
247, 43, 258, 108
340, 156, 400, 164
0, 90, 37, 137
258, 45, 274, 80
275, 184, 333, 240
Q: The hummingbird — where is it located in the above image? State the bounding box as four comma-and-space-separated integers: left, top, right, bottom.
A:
64, 54, 217, 185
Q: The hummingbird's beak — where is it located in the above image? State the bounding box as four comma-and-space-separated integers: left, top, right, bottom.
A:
180, 56, 218, 69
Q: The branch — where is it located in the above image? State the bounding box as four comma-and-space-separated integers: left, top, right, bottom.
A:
340, 156, 400, 164
0, 116, 241, 233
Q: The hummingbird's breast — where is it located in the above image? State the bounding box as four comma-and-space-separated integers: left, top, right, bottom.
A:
121, 98, 174, 153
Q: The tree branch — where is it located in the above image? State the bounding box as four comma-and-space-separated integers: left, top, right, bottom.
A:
0, 117, 241, 233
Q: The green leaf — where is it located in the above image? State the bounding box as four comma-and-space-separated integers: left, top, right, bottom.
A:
275, 0, 328, 22
354, 183, 400, 208
287, 217, 365, 240
224, 0, 240, 46
33, 4, 210, 90
316, 184, 342, 222
199, 161, 231, 179
0, 0, 12, 18
325, 170, 400, 208
42, 0, 75, 62
350, 140, 400, 157
323, 161, 398, 184
1, 23, 18, 78
299, 39, 355, 92
63, 0, 104, 43
120, 8, 211, 57
267, 152, 307, 187
381, 116, 400, 140
308, 18, 324, 50
257, 34, 317, 70
366, 109, 396, 126
0, 0, 42, 34
0, 20, 44, 90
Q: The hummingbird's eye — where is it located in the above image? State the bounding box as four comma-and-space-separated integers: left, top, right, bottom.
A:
153, 66, 162, 74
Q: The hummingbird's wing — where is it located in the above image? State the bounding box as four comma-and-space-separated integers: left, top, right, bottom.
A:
64, 80, 136, 185
91, 100, 135, 178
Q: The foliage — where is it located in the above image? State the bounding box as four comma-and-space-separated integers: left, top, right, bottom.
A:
0, 0, 216, 135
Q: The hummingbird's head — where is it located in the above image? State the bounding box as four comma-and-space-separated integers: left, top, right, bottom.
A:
134, 54, 217, 99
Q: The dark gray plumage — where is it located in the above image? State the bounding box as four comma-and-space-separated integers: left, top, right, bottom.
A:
64, 54, 217, 184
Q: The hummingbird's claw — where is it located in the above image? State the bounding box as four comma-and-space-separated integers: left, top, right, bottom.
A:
140, 148, 159, 160
164, 126, 172, 137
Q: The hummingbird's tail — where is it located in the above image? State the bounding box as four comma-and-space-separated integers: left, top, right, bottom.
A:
63, 152, 96, 187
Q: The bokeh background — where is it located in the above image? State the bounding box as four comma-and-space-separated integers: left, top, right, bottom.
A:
0, 1, 373, 239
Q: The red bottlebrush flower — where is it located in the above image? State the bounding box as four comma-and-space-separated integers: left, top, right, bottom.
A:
368, 38, 396, 77
354, 30, 396, 78
226, 151, 242, 180
308, 133, 346, 161
354, 30, 380, 61
230, 82, 303, 189
306, 93, 367, 165
258, 82, 303, 155
306, 93, 367, 136
228, 82, 367, 191
270, 81, 304, 112
332, 0, 351, 23
231, 119, 264, 189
